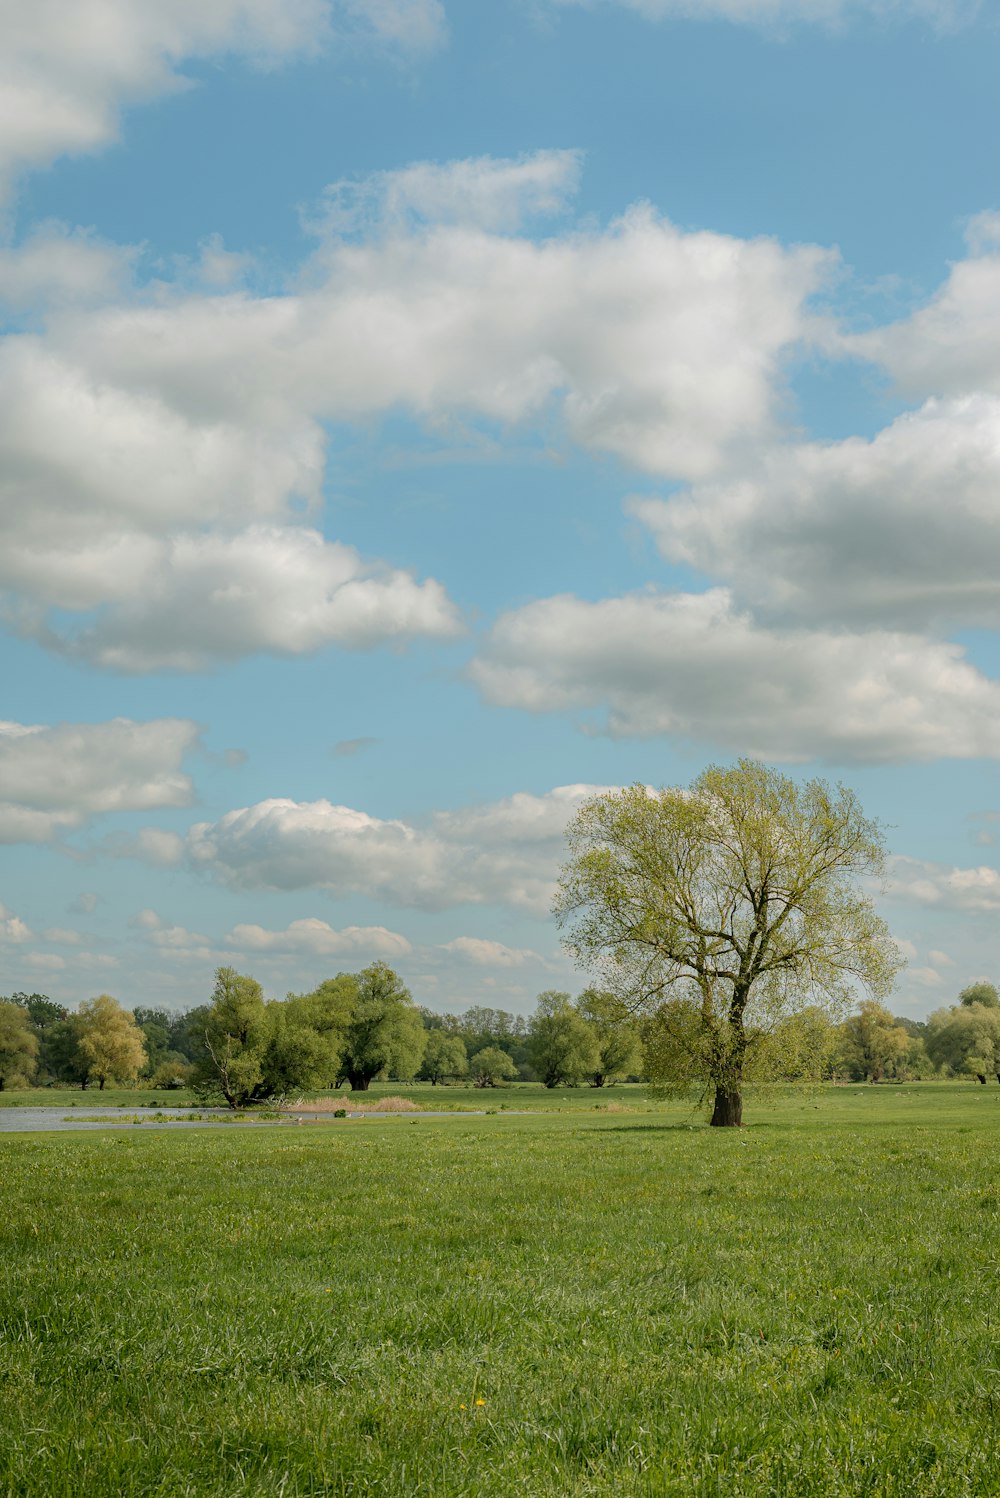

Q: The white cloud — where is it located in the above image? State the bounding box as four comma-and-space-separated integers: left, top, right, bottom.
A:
885, 855, 1000, 913
227, 918, 412, 958
849, 217, 1000, 400
23, 953, 66, 972
314, 150, 583, 234
632, 393, 1000, 631
179, 783, 612, 911
0, 0, 445, 195
439, 936, 545, 967
131, 908, 213, 961
470, 588, 1000, 763
43, 526, 462, 671
0, 903, 32, 944
550, 0, 976, 27
0, 156, 831, 668
0, 717, 198, 844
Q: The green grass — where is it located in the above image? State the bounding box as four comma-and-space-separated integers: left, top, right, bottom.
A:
2, 1085, 1000, 1495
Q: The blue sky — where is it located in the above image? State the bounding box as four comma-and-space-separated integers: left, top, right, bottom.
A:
3, 0, 1000, 1017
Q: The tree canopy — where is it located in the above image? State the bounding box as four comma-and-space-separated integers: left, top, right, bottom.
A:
554, 759, 902, 1125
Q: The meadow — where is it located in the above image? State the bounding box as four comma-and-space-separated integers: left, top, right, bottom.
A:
1, 1084, 999, 1496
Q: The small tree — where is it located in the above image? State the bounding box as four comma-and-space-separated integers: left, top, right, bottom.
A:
926, 1003, 1000, 1084
420, 1030, 469, 1085
555, 761, 901, 1126
574, 988, 642, 1086
338, 963, 425, 1091
469, 1045, 517, 1087
835, 1000, 910, 1082
194, 967, 269, 1107
76, 995, 147, 1090
527, 991, 601, 1087
958, 981, 1000, 1009
0, 1001, 39, 1089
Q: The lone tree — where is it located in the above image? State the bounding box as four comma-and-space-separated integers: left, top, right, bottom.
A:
337, 963, 425, 1091
554, 760, 901, 1127
76, 995, 147, 1091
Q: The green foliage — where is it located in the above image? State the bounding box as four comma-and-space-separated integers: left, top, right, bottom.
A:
419, 1029, 468, 1084
958, 980, 999, 1009
148, 1059, 194, 1090
574, 987, 642, 1085
926, 1002, 1000, 1082
835, 1000, 912, 1082
337, 963, 425, 1091
556, 759, 902, 1125
37, 1017, 89, 1087
194, 967, 270, 1107
76, 995, 147, 1091
468, 1044, 518, 1086
0, 1000, 39, 1089
527, 991, 601, 1087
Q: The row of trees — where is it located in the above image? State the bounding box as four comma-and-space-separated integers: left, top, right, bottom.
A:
0, 971, 645, 1101
3, 967, 998, 1100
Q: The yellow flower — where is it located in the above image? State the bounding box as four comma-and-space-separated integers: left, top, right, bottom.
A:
459, 1403, 466, 1410
475, 1399, 486, 1407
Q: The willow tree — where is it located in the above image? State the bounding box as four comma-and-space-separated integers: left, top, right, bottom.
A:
554, 760, 901, 1126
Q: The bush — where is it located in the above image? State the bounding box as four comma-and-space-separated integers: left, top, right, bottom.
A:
149, 1060, 194, 1090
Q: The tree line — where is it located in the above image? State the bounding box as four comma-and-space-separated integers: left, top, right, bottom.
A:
2, 966, 999, 1102
0, 967, 644, 1103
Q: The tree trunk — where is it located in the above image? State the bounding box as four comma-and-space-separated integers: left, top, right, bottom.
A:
710, 1085, 743, 1127
976, 1073, 987, 1085
98, 1076, 105, 1091
347, 1071, 371, 1091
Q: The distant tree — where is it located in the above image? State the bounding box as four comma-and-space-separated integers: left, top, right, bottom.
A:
527, 991, 601, 1088
40, 1018, 89, 1088
555, 762, 901, 1126
133, 1007, 174, 1076
9, 992, 67, 1029
194, 967, 270, 1107
285, 975, 355, 1087
836, 1001, 911, 1082
173, 1005, 212, 1063
419, 1030, 468, 1085
0, 1001, 39, 1090
926, 1003, 1000, 1084
574, 988, 642, 1086
337, 964, 425, 1091
149, 1059, 194, 1089
76, 995, 147, 1090
469, 1045, 518, 1087
958, 981, 1000, 1010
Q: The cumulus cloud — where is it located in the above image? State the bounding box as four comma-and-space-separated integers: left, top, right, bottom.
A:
550, 0, 977, 26
470, 588, 1000, 763
0, 902, 32, 944
0, 0, 445, 194
849, 215, 1000, 399
0, 717, 198, 844
632, 393, 1000, 631
884, 855, 1000, 913
227, 917, 412, 957
177, 783, 613, 910
0, 153, 836, 668
40, 526, 461, 671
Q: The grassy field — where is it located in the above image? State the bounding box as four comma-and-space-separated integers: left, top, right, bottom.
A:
0, 1080, 655, 1111
2, 1085, 1000, 1496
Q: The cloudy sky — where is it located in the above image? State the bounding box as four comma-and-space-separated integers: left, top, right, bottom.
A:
2, 0, 1000, 1017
